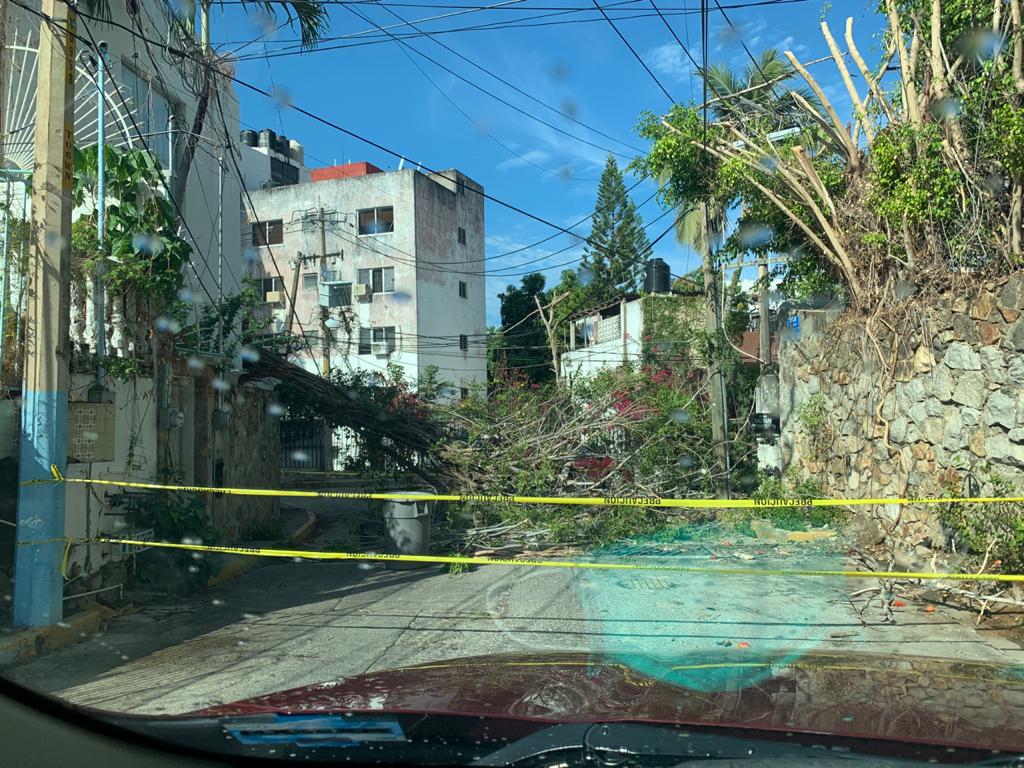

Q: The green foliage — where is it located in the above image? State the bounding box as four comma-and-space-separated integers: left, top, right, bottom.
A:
580, 155, 652, 301
795, 393, 828, 432
102, 356, 145, 382
417, 364, 452, 402
938, 465, 1024, 569
73, 144, 192, 314
868, 123, 962, 226
986, 104, 1024, 177
496, 272, 552, 383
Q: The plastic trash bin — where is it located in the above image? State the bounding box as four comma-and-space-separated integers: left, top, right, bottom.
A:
382, 492, 433, 569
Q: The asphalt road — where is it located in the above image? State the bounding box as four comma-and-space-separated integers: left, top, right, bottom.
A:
7, 523, 1024, 715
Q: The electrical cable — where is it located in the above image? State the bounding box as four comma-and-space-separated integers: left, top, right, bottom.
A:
590, 0, 677, 103
344, 4, 601, 181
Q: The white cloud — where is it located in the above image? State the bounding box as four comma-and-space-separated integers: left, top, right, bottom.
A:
644, 42, 693, 82
496, 149, 552, 172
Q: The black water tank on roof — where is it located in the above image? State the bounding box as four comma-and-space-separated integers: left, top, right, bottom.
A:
644, 258, 671, 293
258, 129, 275, 148
240, 130, 257, 147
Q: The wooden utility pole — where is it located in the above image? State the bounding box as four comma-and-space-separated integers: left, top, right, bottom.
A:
699, 203, 730, 499
285, 253, 301, 336
14, 0, 75, 627
758, 258, 770, 365
318, 208, 330, 377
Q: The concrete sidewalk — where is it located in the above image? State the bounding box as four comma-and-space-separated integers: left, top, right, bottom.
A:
6, 536, 1022, 715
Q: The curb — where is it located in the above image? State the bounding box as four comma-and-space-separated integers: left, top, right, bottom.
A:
0, 603, 115, 668
206, 510, 318, 588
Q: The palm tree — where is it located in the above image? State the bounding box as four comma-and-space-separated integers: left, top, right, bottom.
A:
704, 48, 816, 131
669, 49, 813, 498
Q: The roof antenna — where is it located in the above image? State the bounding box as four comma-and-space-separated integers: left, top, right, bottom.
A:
397, 157, 405, 171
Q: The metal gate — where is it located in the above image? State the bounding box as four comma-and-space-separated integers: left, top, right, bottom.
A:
281, 420, 325, 469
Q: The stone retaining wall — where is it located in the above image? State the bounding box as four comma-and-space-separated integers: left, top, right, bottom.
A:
777, 273, 1024, 552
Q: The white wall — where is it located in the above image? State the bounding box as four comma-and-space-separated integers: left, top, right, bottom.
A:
562, 299, 644, 382
63, 374, 158, 579
244, 168, 486, 393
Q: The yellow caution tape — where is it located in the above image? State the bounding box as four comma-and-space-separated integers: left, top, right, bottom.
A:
24, 465, 1024, 511
13, 535, 1023, 583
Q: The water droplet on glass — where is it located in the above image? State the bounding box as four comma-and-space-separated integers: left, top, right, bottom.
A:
959, 28, 1002, 62
154, 316, 181, 334
561, 99, 579, 120
267, 402, 285, 417
577, 265, 593, 286
558, 165, 574, 182
181, 536, 203, 546
357, 562, 373, 570
737, 222, 774, 248
57, 621, 71, 628
82, 431, 98, 442
475, 118, 491, 136
187, 565, 200, 573
212, 598, 225, 607
678, 455, 695, 468
239, 346, 260, 363
120, 654, 131, 660
670, 409, 689, 424
930, 96, 961, 120
237, 640, 247, 647
187, 356, 204, 370
243, 613, 260, 620
212, 377, 231, 392
985, 172, 1004, 194
292, 557, 304, 563
178, 287, 194, 303
549, 59, 569, 81
243, 247, 258, 266
758, 155, 779, 173
291, 450, 310, 463
270, 86, 293, 109
389, 290, 412, 304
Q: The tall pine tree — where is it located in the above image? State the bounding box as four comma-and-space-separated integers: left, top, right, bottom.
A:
580, 156, 652, 304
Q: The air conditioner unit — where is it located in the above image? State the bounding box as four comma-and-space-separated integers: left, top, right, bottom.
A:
353, 284, 372, 298
264, 290, 285, 303
371, 341, 390, 356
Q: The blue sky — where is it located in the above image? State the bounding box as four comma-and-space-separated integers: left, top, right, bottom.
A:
216, 0, 886, 324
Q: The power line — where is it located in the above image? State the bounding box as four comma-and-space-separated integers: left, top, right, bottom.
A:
371, 2, 645, 154
65, 5, 641, 254
590, 0, 677, 103
74, 13, 247, 353
344, 4, 601, 180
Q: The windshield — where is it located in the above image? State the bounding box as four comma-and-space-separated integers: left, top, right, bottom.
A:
3, 0, 1024, 764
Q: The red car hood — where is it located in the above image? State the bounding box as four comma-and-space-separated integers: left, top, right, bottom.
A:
193, 649, 1024, 753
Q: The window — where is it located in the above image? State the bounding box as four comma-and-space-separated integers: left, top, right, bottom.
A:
458, 281, 467, 299
252, 219, 284, 246
321, 268, 341, 283
359, 327, 396, 354
459, 334, 468, 351
327, 283, 352, 307
457, 227, 467, 245
356, 267, 395, 293
302, 273, 318, 290
358, 207, 395, 235
122, 66, 175, 169
260, 277, 284, 299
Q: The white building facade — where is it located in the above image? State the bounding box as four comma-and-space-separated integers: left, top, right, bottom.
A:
242, 161, 487, 399
561, 296, 645, 382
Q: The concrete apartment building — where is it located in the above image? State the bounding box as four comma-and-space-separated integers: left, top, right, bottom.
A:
241, 147, 487, 400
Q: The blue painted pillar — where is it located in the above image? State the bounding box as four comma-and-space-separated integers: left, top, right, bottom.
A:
13, 0, 76, 628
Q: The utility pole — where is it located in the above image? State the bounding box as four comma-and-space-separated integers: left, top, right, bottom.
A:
285, 252, 301, 337
318, 208, 330, 377
94, 41, 108, 386
14, 0, 76, 627
758, 258, 770, 366
699, 203, 730, 499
